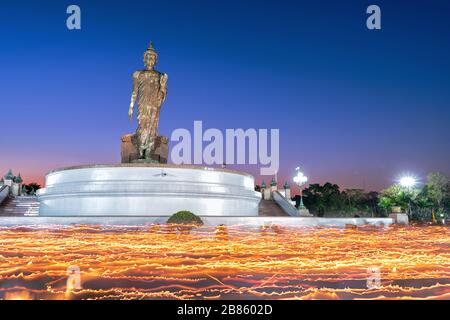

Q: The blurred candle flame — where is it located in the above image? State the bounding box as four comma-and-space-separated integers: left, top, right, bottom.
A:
0, 224, 448, 300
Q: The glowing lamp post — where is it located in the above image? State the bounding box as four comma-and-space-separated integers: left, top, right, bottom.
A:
293, 167, 308, 211
400, 176, 416, 189
400, 176, 416, 216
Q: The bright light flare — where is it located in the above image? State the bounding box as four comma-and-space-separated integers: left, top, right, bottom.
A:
293, 167, 308, 186
399, 176, 417, 188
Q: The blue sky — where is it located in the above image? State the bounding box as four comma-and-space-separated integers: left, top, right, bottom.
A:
0, 0, 449, 190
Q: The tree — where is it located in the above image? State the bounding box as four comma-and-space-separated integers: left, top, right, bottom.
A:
342, 189, 365, 213
378, 184, 419, 213
415, 185, 434, 209
427, 172, 450, 211
378, 196, 394, 215
23, 183, 41, 195
378, 175, 450, 221
302, 183, 327, 216
411, 185, 435, 221
167, 211, 203, 225
363, 191, 381, 216
302, 183, 345, 216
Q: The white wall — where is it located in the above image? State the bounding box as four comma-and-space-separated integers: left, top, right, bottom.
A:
37, 165, 261, 217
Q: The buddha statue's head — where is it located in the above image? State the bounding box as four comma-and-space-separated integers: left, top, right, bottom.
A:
143, 42, 158, 70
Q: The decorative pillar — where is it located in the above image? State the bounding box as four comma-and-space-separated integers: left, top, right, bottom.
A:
262, 181, 271, 200
270, 177, 277, 191
15, 173, 23, 196
260, 181, 266, 200
4, 169, 14, 190
283, 181, 291, 200
11, 182, 19, 197
270, 177, 277, 200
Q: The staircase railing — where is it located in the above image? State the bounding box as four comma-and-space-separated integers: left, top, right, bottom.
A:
272, 190, 300, 217
0, 185, 10, 206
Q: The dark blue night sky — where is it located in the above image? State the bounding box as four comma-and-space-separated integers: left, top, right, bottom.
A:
1, 0, 449, 190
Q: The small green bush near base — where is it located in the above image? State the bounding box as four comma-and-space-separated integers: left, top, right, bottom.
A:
167, 211, 203, 225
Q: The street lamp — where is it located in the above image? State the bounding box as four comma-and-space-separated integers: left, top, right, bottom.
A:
293, 167, 308, 210
399, 176, 416, 189
399, 176, 417, 217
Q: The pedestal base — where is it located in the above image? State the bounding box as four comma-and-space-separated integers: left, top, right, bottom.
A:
298, 208, 313, 217
389, 213, 409, 225
37, 164, 261, 217
121, 134, 168, 164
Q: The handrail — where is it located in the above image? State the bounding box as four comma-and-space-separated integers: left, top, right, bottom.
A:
272, 190, 300, 217
0, 185, 10, 206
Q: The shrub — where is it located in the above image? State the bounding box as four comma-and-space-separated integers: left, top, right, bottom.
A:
167, 211, 203, 225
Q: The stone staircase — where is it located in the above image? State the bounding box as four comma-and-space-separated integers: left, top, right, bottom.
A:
0, 196, 39, 216
258, 199, 288, 217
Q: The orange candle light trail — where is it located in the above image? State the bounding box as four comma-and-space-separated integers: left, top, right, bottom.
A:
0, 224, 449, 300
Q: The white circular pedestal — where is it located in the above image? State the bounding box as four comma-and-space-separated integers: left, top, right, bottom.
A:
37, 164, 261, 217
